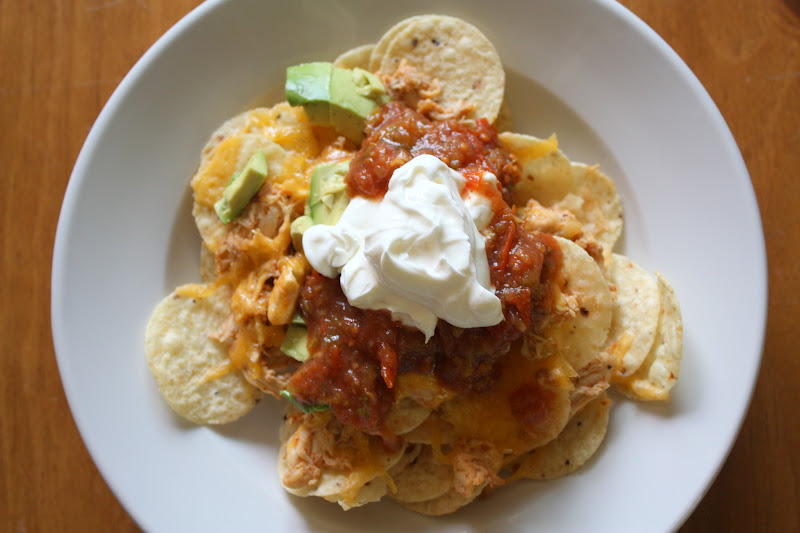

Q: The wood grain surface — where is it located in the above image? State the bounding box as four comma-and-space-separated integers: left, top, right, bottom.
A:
1, 1, 797, 531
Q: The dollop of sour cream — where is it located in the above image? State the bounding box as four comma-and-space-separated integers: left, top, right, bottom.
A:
302, 154, 503, 340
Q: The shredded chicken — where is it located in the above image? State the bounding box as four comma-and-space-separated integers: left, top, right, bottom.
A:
378, 59, 475, 121
450, 440, 504, 498
569, 345, 623, 417
522, 199, 584, 240
521, 198, 606, 270
281, 411, 374, 490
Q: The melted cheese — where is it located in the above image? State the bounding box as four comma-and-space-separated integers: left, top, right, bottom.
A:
519, 133, 559, 161
438, 348, 575, 456
191, 135, 243, 207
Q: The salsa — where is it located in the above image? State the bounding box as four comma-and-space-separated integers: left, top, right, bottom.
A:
287, 103, 562, 432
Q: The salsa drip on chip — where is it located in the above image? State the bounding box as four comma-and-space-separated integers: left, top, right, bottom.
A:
144, 14, 684, 516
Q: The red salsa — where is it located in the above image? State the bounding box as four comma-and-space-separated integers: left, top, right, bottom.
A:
287, 103, 562, 432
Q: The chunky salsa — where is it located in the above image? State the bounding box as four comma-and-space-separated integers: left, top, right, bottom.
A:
287, 103, 562, 433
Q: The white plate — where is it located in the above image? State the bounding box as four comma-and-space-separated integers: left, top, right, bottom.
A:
51, 1, 767, 532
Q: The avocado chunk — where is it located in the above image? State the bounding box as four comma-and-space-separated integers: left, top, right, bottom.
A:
285, 62, 389, 144
290, 311, 306, 326
214, 150, 268, 224
280, 325, 310, 362
308, 160, 351, 225
328, 67, 381, 143
285, 62, 333, 125
290, 214, 315, 252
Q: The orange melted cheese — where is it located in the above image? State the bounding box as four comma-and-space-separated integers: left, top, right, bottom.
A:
438, 347, 575, 456
191, 103, 324, 211
191, 135, 243, 208
518, 133, 559, 160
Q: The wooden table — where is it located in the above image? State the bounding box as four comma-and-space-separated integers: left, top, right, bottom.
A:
1, 1, 797, 531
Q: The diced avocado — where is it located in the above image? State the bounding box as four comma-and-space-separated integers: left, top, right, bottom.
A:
214, 150, 268, 224
290, 215, 315, 252
290, 311, 306, 326
285, 62, 388, 144
329, 67, 381, 143
280, 325, 310, 362
308, 160, 351, 225
285, 62, 333, 125
352, 68, 390, 103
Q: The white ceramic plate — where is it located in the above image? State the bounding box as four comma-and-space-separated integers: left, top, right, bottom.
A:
52, 1, 767, 532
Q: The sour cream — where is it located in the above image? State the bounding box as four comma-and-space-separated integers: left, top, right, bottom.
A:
302, 154, 503, 340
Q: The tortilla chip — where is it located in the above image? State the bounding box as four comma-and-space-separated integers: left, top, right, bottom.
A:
145, 286, 261, 424
508, 393, 610, 481
369, 15, 428, 72
199, 109, 253, 162
377, 15, 505, 123
615, 273, 683, 401
389, 445, 453, 504
499, 132, 574, 206
544, 237, 613, 370
191, 134, 286, 252
334, 43, 375, 70
500, 133, 624, 258
605, 254, 661, 378
399, 482, 487, 516
387, 444, 423, 475
381, 397, 432, 436
552, 163, 623, 258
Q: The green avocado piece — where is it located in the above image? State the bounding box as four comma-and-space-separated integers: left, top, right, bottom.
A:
308, 160, 351, 225
214, 150, 268, 224
290, 311, 306, 326
352, 68, 391, 104
329, 67, 382, 143
280, 325, 310, 362
285, 62, 388, 144
285, 62, 333, 125
290, 214, 315, 252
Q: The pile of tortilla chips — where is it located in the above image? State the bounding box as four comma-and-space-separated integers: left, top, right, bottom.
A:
145, 14, 683, 515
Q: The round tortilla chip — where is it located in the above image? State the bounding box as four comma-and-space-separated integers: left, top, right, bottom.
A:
399, 482, 487, 516
508, 393, 610, 481
389, 445, 453, 504
378, 15, 505, 123
545, 237, 613, 370
499, 133, 624, 256
382, 397, 432, 436
199, 109, 253, 161
191, 134, 286, 252
145, 286, 261, 424
552, 163, 623, 257
499, 132, 576, 207
323, 476, 389, 511
388, 443, 423, 475
334, 43, 375, 70
368, 15, 428, 72
605, 254, 661, 378
615, 273, 683, 401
